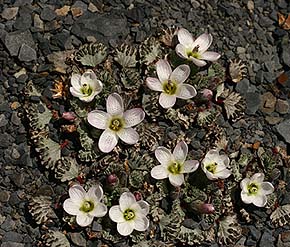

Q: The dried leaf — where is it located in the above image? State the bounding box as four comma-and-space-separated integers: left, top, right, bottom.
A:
278, 12, 290, 30
228, 59, 246, 83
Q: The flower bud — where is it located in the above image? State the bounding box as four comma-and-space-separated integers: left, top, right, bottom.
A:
62, 112, 77, 121
134, 191, 142, 201
201, 89, 213, 101
192, 200, 215, 214
107, 174, 118, 186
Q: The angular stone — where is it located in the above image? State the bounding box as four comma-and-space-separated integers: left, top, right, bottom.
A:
265, 116, 282, 125
276, 99, 289, 114
277, 119, 290, 144
33, 14, 44, 30
1, 7, 19, 20
4, 30, 35, 56
18, 44, 37, 62
88, 3, 98, 13
0, 190, 10, 203
1, 242, 25, 247
0, 114, 8, 127
245, 92, 260, 114
40, 7, 56, 21
260, 92, 276, 114
68, 232, 86, 247
55, 6, 70, 16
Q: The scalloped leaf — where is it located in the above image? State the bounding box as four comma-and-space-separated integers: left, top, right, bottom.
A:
217, 215, 242, 245
29, 196, 56, 225
114, 44, 137, 68
140, 36, 162, 65
270, 204, 290, 227
75, 43, 107, 67
42, 230, 70, 247
25, 103, 52, 130
55, 157, 79, 182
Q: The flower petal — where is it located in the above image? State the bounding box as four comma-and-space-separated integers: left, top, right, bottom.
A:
203, 170, 217, 180
253, 195, 267, 207
261, 182, 274, 195
106, 93, 124, 115
117, 222, 134, 236
170, 64, 190, 84
192, 33, 213, 53
177, 28, 194, 47
134, 215, 149, 232
240, 178, 250, 191
155, 146, 172, 165
151, 165, 169, 180
173, 141, 188, 163
123, 108, 145, 127
251, 173, 265, 183
200, 51, 221, 61
117, 127, 139, 144
175, 44, 188, 59
241, 192, 253, 204
63, 198, 80, 215
159, 93, 176, 109
87, 110, 109, 129
215, 168, 231, 179
182, 160, 199, 173
109, 205, 125, 223
137, 201, 150, 215
119, 192, 136, 212
98, 129, 118, 153
176, 84, 197, 99
70, 87, 83, 97
156, 59, 172, 83
146, 77, 163, 92
90, 203, 107, 217
189, 57, 207, 67
76, 213, 94, 227
69, 184, 85, 203
168, 174, 185, 187
218, 154, 230, 167
71, 74, 82, 90
86, 185, 103, 202
81, 70, 103, 93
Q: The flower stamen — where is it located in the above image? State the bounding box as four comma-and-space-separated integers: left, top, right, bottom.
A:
81, 84, 93, 96
109, 118, 123, 131
80, 200, 94, 213
123, 209, 135, 221
206, 162, 217, 174
247, 183, 259, 195
163, 80, 177, 95
168, 162, 182, 175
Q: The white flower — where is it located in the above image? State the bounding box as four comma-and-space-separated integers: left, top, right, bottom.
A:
240, 173, 274, 207
151, 141, 199, 186
175, 28, 221, 67
63, 184, 107, 227
87, 93, 145, 153
70, 70, 103, 102
146, 59, 197, 109
109, 192, 150, 236
201, 149, 231, 180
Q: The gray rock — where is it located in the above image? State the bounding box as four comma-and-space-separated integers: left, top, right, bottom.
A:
11, 112, 21, 126
4, 30, 35, 56
18, 44, 37, 62
236, 78, 249, 95
248, 225, 261, 241
276, 99, 289, 114
1, 242, 25, 247
0, 190, 10, 203
13, 0, 32, 6
68, 232, 86, 247
1, 7, 19, 20
282, 44, 290, 67
0, 114, 8, 127
10, 173, 24, 188
277, 119, 290, 144
92, 222, 102, 231
71, 13, 129, 43
245, 92, 261, 114
1, 216, 15, 231
258, 229, 274, 247
2, 232, 23, 243
40, 7, 56, 21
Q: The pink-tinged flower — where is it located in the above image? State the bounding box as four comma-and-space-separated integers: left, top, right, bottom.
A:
63, 184, 107, 227
175, 28, 221, 67
151, 141, 199, 187
109, 192, 150, 236
240, 173, 274, 207
201, 149, 231, 180
70, 70, 103, 102
87, 93, 145, 153
146, 59, 197, 109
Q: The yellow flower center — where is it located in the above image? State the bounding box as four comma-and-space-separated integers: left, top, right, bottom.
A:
247, 183, 259, 195
163, 80, 177, 95
81, 84, 93, 96
80, 200, 94, 213
123, 209, 135, 221
168, 162, 182, 175
206, 162, 217, 174
187, 45, 201, 59
109, 118, 123, 131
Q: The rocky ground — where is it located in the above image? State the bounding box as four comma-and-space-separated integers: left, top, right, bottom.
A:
0, 0, 290, 246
